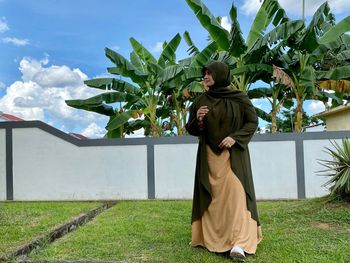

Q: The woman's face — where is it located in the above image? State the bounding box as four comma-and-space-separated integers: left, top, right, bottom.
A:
203, 70, 215, 88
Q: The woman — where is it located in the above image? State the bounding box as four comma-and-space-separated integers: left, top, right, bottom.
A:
186, 61, 262, 261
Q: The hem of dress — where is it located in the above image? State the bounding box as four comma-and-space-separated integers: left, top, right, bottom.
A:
191, 236, 262, 255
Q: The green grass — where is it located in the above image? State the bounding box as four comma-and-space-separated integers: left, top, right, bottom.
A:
25, 199, 350, 263
0, 201, 101, 258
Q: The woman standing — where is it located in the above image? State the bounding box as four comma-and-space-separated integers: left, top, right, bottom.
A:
186, 61, 262, 261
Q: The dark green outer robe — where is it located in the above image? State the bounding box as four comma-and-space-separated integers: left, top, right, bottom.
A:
186, 61, 260, 226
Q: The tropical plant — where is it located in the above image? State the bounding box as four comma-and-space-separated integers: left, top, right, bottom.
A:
156, 33, 220, 135
66, 34, 184, 137
248, 83, 293, 133
186, 0, 350, 132
271, 3, 350, 132
184, 0, 304, 124
318, 139, 350, 201
274, 108, 323, 132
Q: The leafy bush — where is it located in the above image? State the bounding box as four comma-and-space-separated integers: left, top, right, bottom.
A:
318, 139, 350, 201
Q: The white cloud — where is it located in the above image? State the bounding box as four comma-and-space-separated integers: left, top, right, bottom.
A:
326, 0, 350, 15
241, 0, 350, 17
241, 0, 262, 16
110, 45, 120, 51
81, 123, 106, 138
0, 81, 5, 89
0, 56, 108, 134
150, 42, 163, 53
2, 37, 29, 46
0, 17, 9, 33
308, 100, 325, 113
221, 16, 231, 32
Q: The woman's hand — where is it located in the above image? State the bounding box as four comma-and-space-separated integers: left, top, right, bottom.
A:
219, 136, 236, 149
196, 106, 209, 122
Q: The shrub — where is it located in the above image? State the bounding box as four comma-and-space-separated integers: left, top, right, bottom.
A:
318, 138, 350, 201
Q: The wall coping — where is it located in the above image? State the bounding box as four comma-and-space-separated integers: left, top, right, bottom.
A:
1, 120, 350, 146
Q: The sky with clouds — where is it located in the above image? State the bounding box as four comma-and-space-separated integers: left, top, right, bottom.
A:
0, 0, 349, 137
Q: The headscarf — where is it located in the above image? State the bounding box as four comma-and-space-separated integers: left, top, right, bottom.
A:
199, 61, 253, 153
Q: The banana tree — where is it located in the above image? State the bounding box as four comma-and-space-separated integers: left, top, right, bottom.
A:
185, 0, 304, 124
157, 37, 218, 135
66, 34, 184, 137
248, 83, 293, 133
271, 3, 350, 131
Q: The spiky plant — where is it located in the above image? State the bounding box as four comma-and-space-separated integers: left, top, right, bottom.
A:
318, 139, 350, 201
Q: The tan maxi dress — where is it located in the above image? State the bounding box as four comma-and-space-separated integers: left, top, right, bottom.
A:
191, 145, 263, 254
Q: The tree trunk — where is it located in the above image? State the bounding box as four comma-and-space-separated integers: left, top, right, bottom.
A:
270, 111, 278, 133
294, 99, 303, 132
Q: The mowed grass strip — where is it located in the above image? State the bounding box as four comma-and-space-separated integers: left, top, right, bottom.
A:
27, 199, 350, 263
0, 201, 101, 257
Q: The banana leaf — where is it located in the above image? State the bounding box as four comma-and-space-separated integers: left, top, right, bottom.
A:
124, 119, 149, 135
185, 81, 204, 93
317, 65, 350, 80
318, 80, 350, 93
147, 62, 164, 77
213, 51, 235, 67
299, 66, 316, 93
248, 87, 272, 99
183, 31, 200, 56
246, 0, 288, 49
228, 3, 246, 57
67, 92, 127, 106
84, 78, 139, 94
249, 20, 304, 52
191, 41, 218, 67
254, 107, 272, 122
130, 37, 157, 65
65, 101, 115, 116
106, 110, 138, 131
107, 67, 122, 75
231, 63, 272, 75
297, 2, 330, 53
158, 33, 181, 67
319, 16, 350, 44
182, 67, 203, 81
157, 65, 184, 85
185, 0, 230, 51
316, 90, 343, 105
178, 57, 193, 67
336, 50, 350, 61
130, 51, 144, 72
105, 47, 148, 84
105, 126, 123, 138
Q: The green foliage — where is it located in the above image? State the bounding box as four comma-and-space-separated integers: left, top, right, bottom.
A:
184, 0, 230, 51
275, 108, 323, 132
318, 139, 350, 201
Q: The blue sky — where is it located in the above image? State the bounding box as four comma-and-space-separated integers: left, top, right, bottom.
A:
0, 0, 349, 137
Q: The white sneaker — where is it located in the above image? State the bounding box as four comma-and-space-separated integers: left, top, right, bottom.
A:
230, 246, 245, 261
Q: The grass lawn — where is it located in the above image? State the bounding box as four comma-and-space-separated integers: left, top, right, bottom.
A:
26, 199, 350, 263
0, 201, 101, 258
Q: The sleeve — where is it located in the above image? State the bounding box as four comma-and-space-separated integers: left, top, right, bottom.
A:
185, 102, 203, 136
229, 99, 258, 150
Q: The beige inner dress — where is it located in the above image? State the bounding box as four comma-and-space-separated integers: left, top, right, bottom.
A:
191, 145, 263, 254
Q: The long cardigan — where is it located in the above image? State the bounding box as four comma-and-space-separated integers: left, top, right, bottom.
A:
186, 89, 260, 225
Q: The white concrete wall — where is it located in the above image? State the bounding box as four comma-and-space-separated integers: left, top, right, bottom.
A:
303, 140, 337, 198
12, 128, 148, 200
0, 129, 6, 200
250, 141, 298, 199
154, 144, 197, 199
3, 125, 341, 201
